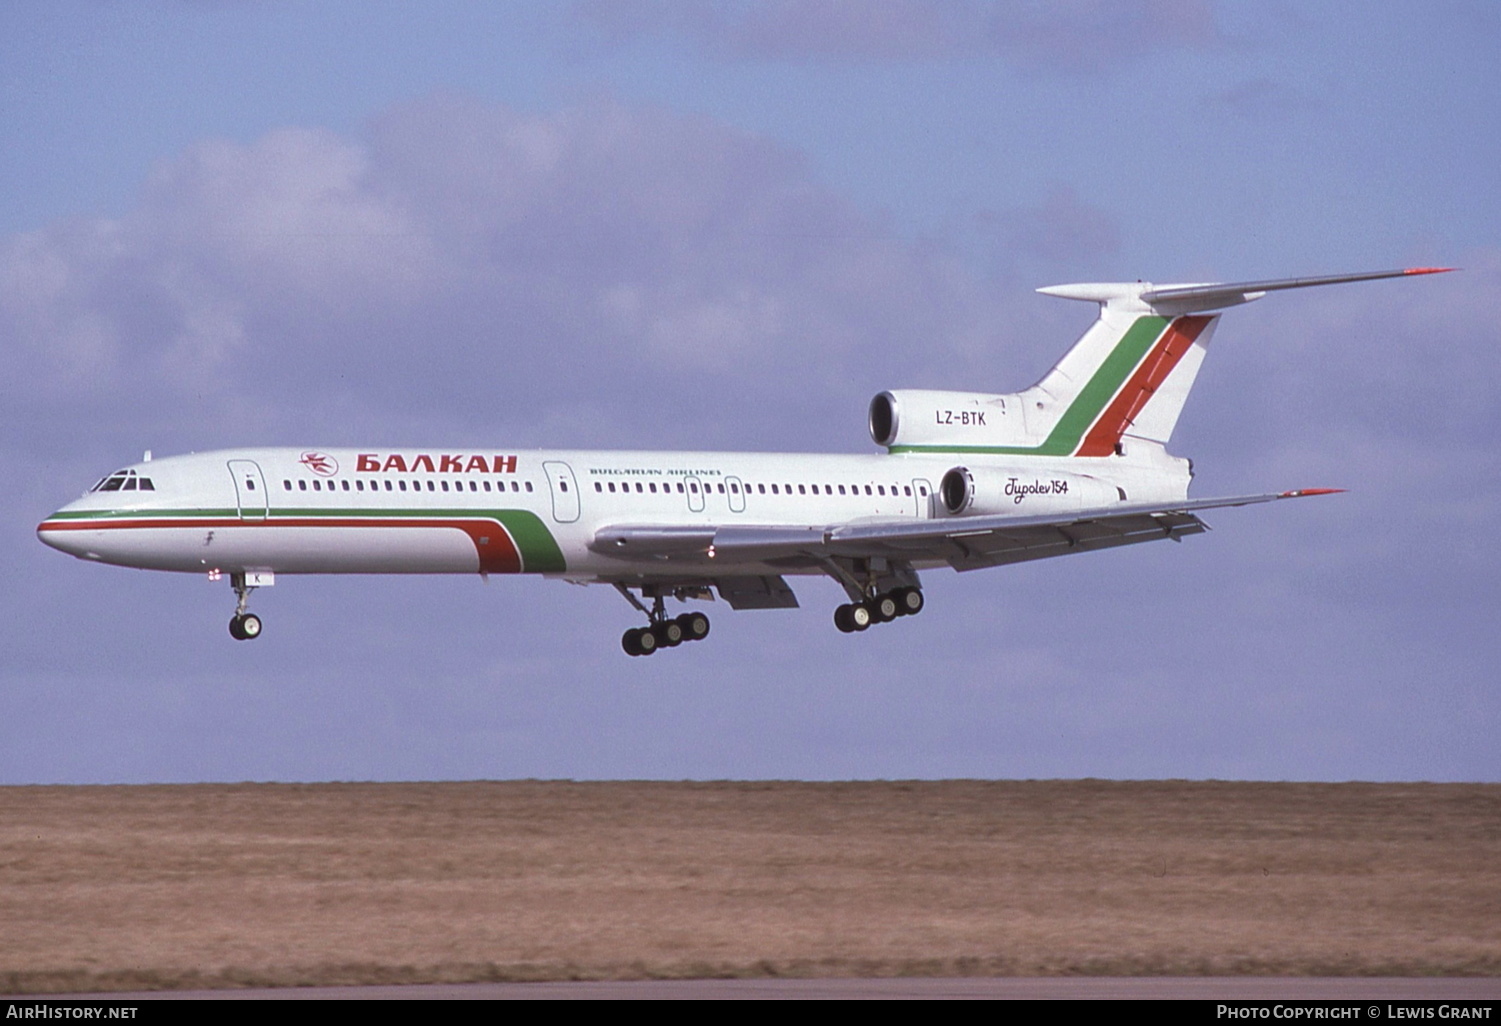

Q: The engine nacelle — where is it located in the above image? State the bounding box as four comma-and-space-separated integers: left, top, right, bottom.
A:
939, 466, 1121, 517
869, 389, 1037, 450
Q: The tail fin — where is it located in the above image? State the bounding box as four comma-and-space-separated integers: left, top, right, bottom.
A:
1029, 267, 1453, 455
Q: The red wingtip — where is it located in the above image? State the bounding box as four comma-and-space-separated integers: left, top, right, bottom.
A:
1403, 267, 1458, 275
1280, 488, 1346, 498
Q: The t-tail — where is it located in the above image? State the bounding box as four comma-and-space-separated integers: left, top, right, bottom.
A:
872, 268, 1453, 457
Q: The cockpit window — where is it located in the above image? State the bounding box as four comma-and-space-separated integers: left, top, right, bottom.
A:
91, 469, 153, 493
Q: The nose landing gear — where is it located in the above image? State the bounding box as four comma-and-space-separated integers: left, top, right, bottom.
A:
227, 572, 264, 641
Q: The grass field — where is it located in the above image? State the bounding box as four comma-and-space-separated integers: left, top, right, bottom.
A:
2, 780, 1498, 993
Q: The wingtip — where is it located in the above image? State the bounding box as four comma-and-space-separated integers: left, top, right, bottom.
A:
1280, 488, 1346, 498
1403, 267, 1458, 275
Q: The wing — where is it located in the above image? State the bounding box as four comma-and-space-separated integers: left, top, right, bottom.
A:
590, 489, 1339, 577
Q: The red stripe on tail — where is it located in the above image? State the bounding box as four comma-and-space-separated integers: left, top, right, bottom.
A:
1076, 315, 1214, 457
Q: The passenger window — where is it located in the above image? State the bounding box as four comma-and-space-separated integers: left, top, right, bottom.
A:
838, 485, 846, 495
717, 483, 725, 494
312, 480, 321, 491
342, 480, 350, 491
284, 480, 292, 491
904, 486, 911, 496
689, 482, 699, 493
865, 485, 872, 495
441, 481, 450, 492
649, 482, 657, 494
770, 484, 778, 494
595, 482, 603, 492
427, 481, 435, 492
298, 480, 307, 491
399, 481, 407, 491
757, 484, 766, 494
356, 480, 364, 492
877, 486, 885, 496
798, 485, 806, 495
525, 482, 533, 492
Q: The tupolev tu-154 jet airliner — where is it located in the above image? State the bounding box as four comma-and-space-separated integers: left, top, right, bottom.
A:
38, 268, 1448, 655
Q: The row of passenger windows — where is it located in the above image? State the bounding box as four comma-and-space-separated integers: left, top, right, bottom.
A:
593, 480, 924, 498
283, 478, 534, 494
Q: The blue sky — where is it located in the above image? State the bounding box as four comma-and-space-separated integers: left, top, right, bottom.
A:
3, 1, 1498, 783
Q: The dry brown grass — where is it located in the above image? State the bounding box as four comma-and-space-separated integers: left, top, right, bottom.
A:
2, 780, 1498, 993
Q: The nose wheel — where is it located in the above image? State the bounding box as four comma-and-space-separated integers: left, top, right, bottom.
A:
229, 613, 262, 640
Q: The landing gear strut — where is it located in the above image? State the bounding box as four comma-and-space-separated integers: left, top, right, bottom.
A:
228, 572, 263, 641
615, 584, 711, 657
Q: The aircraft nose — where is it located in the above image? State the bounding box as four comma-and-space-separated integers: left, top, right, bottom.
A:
37, 510, 102, 560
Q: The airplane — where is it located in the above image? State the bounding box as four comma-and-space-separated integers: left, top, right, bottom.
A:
37, 267, 1449, 655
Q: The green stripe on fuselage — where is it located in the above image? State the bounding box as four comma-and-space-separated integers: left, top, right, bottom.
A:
888, 315, 1169, 457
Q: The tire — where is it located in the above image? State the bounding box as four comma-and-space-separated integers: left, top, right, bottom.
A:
239, 613, 262, 639
834, 604, 855, 633
636, 626, 659, 654
228, 616, 246, 640
656, 620, 684, 647
678, 612, 711, 641
874, 594, 899, 622
896, 587, 924, 616
849, 602, 872, 631
622, 628, 643, 656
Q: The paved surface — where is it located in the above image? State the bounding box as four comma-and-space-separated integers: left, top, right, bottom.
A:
31, 977, 1501, 1000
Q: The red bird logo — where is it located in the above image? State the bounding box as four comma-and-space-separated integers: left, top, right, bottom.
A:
299, 451, 338, 476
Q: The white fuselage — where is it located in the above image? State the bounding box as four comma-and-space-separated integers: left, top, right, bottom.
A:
37, 445, 1191, 580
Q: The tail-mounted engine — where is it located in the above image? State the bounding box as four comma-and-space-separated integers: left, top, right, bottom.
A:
869, 390, 1041, 450
938, 465, 1120, 516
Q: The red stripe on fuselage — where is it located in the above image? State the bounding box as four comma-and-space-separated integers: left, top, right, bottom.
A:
1076, 315, 1214, 457
36, 517, 524, 574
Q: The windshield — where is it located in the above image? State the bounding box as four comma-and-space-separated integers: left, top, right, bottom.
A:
91, 469, 154, 493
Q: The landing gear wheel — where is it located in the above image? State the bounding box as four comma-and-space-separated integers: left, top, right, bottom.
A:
849, 602, 873, 631
894, 586, 924, 616
622, 627, 646, 656
834, 604, 855, 633
635, 626, 659, 655
873, 593, 900, 622
677, 611, 711, 641
229, 613, 262, 641
655, 619, 685, 648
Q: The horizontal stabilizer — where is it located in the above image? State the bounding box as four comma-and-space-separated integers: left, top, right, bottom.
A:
1041, 267, 1453, 314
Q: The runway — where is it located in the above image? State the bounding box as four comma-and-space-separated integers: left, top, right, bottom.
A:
34, 977, 1501, 1000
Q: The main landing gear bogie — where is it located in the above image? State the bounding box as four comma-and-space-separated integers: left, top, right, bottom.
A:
615, 584, 711, 657
622, 611, 711, 657
834, 586, 924, 634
